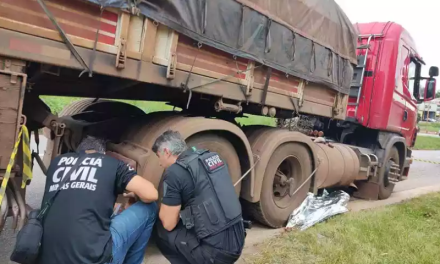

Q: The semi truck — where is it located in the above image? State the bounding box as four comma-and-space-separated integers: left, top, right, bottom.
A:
0, 0, 438, 233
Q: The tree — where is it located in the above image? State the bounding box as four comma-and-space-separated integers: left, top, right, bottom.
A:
436, 91, 440, 98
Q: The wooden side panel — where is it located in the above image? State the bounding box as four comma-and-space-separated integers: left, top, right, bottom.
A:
127, 15, 144, 53
153, 25, 175, 65
176, 35, 248, 84
301, 83, 348, 119
303, 83, 337, 107
149, 24, 346, 117
152, 26, 305, 100
338, 94, 349, 119
141, 19, 157, 62
152, 26, 248, 84
0, 0, 120, 53
253, 67, 303, 98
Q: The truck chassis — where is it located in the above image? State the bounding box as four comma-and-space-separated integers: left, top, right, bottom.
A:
0, 3, 414, 231
0, 56, 408, 230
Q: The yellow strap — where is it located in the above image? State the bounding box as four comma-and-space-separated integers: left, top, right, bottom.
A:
0, 127, 24, 206
21, 125, 33, 188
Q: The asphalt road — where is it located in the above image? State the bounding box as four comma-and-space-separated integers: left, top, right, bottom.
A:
1, 137, 440, 263
395, 150, 440, 192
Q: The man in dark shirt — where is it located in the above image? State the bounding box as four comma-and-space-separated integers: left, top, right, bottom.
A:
38, 136, 158, 264
152, 130, 245, 264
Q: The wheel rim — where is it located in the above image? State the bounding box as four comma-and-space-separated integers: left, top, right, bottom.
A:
384, 157, 400, 187
383, 161, 392, 187
272, 155, 302, 209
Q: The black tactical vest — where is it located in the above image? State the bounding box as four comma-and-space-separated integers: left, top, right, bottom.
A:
176, 149, 242, 239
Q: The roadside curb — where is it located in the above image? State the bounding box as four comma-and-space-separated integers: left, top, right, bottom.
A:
348, 184, 440, 212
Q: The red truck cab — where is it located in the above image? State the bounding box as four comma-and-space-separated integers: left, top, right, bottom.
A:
347, 22, 438, 147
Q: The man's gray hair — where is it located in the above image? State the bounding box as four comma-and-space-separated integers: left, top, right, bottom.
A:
152, 130, 188, 156
76, 136, 106, 154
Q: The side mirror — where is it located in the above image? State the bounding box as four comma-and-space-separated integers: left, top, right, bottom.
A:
429, 66, 439, 77
424, 78, 436, 101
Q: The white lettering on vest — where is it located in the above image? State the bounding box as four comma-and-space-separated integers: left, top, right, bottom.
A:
87, 167, 98, 183
52, 167, 65, 183
204, 155, 224, 170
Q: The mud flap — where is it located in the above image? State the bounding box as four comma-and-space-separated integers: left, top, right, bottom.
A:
353, 181, 381, 200
0, 59, 27, 172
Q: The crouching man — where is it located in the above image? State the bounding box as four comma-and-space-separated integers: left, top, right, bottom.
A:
37, 136, 158, 264
152, 130, 245, 264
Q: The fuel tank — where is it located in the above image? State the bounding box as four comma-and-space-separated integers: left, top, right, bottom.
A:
314, 142, 361, 188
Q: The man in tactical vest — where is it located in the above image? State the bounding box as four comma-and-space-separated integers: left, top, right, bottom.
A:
153, 130, 245, 264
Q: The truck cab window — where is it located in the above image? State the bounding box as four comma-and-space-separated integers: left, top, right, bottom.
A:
408, 61, 417, 100
408, 58, 422, 100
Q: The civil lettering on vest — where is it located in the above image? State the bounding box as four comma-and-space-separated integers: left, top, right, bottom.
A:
203, 154, 224, 171
48, 157, 103, 192
178, 151, 241, 239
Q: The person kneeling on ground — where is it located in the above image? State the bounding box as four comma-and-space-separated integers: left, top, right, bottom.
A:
37, 136, 158, 264
153, 130, 245, 264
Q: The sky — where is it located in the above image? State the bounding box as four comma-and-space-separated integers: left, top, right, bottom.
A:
335, 0, 439, 76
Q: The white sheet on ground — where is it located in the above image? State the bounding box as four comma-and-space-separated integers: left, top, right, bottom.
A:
286, 190, 350, 231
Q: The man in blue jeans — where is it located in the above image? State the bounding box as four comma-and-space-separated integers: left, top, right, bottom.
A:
37, 136, 158, 264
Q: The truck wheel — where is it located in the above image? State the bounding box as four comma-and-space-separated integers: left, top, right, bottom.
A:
54, 99, 144, 151
251, 143, 312, 228
378, 146, 399, 199
58, 99, 107, 116
59, 99, 144, 118
186, 134, 242, 195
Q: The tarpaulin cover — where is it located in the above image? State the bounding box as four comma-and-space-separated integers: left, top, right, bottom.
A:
86, 0, 358, 94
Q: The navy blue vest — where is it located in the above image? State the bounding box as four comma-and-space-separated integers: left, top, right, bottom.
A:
177, 149, 242, 239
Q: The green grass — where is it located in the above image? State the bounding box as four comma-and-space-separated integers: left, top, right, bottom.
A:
418, 122, 440, 133
236, 115, 276, 127
247, 192, 440, 264
40, 96, 175, 114
414, 135, 440, 150
41, 96, 80, 114
40, 96, 276, 126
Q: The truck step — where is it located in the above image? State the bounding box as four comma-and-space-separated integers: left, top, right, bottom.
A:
356, 55, 367, 67
357, 44, 370, 50
349, 87, 360, 98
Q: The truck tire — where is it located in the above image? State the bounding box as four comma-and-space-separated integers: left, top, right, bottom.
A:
186, 134, 242, 195
45, 99, 107, 138
59, 99, 144, 118
58, 99, 107, 116
55, 99, 144, 151
378, 146, 399, 200
250, 142, 312, 228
